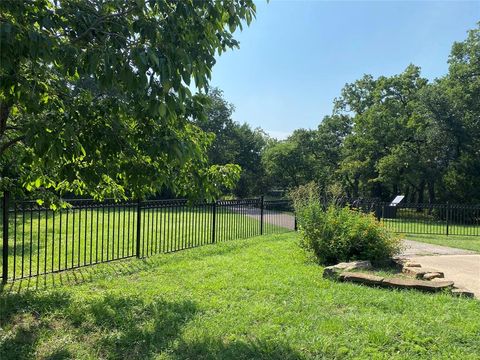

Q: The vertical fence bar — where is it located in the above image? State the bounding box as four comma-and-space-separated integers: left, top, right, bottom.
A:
8, 196, 478, 282
22, 205, 25, 278
136, 199, 141, 258
64, 209, 68, 271
44, 209, 48, 275
37, 209, 40, 275
446, 202, 450, 236
13, 200, 17, 279
260, 196, 264, 235
111, 204, 115, 260
211, 201, 217, 244
52, 210, 55, 272
381, 204, 385, 228
2, 191, 9, 283
72, 208, 76, 268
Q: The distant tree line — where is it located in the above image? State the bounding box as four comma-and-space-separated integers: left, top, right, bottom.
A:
194, 88, 271, 199
1, 0, 477, 205
206, 24, 480, 204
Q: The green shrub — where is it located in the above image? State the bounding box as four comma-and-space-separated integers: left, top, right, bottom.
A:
290, 183, 402, 265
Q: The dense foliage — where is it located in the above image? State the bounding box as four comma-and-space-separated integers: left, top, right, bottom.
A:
0, 0, 255, 202
1, 2, 478, 205
194, 88, 270, 198
290, 183, 402, 265
263, 24, 480, 204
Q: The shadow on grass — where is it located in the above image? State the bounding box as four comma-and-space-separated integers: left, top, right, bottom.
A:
0, 291, 199, 360
0, 233, 287, 294
0, 289, 303, 360
0, 290, 73, 359
172, 338, 304, 360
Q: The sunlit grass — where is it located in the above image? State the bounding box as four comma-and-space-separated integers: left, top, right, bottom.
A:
403, 233, 480, 252
1, 233, 479, 359
382, 218, 480, 236
1, 206, 289, 280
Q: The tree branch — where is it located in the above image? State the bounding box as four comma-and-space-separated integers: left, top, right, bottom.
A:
0, 102, 11, 137
0, 135, 25, 156
71, 8, 135, 43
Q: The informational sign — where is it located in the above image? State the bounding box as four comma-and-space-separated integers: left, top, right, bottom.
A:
390, 195, 405, 207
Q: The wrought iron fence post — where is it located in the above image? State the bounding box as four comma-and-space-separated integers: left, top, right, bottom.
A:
136, 199, 141, 258
375, 202, 381, 221
446, 202, 450, 236
211, 201, 217, 244
260, 196, 264, 235
2, 191, 9, 284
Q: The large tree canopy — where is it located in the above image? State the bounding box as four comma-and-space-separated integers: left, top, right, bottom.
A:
195, 88, 269, 198
262, 23, 480, 204
0, 0, 255, 202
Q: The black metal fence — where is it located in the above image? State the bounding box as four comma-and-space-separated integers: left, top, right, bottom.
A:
1, 195, 295, 282
346, 199, 480, 236
4, 193, 476, 282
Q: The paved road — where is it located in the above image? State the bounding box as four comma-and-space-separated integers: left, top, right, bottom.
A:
401, 240, 479, 298
231, 206, 295, 230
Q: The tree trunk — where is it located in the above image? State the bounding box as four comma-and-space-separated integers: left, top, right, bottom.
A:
371, 182, 382, 200
404, 186, 410, 203
417, 180, 425, 212
353, 178, 359, 199
417, 180, 425, 203
427, 180, 435, 215
0, 102, 11, 139
428, 180, 435, 204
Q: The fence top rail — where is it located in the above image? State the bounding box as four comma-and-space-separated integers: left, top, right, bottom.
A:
142, 199, 189, 207
376, 202, 447, 208
6, 195, 480, 210
264, 199, 290, 203
9, 199, 139, 211
343, 199, 480, 209
216, 198, 261, 206
6, 197, 272, 211
143, 198, 262, 207
376, 202, 480, 209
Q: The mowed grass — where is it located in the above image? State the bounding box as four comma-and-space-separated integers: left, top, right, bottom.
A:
379, 218, 480, 252
382, 218, 480, 236
0, 206, 289, 280
403, 233, 480, 252
1, 233, 479, 360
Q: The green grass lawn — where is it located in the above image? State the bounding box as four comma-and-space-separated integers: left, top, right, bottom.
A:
1, 233, 479, 359
378, 218, 480, 252
403, 233, 480, 252
382, 218, 480, 236
1, 207, 289, 280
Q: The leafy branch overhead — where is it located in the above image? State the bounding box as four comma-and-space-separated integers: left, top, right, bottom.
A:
0, 0, 255, 200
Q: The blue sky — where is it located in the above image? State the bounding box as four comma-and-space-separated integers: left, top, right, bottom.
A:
209, 0, 479, 139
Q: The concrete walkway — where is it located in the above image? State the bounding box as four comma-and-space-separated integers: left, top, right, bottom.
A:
401, 240, 480, 298
409, 254, 480, 298
401, 239, 476, 256
230, 206, 295, 230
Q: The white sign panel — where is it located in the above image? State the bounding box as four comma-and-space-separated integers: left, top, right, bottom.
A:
390, 195, 405, 207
